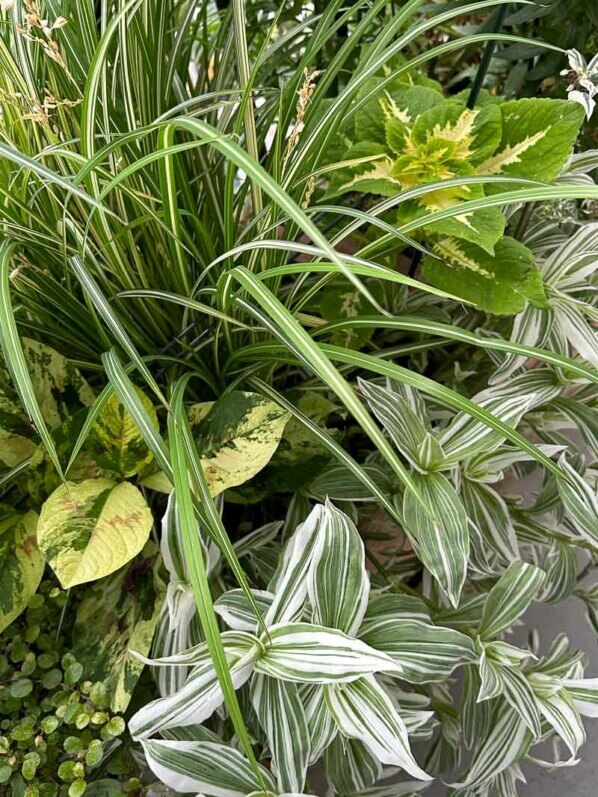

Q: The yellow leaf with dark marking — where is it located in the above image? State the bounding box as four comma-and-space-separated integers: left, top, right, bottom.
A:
0, 511, 44, 633
37, 479, 153, 588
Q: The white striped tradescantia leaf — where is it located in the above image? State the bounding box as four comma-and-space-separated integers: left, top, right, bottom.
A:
266, 504, 324, 625
359, 618, 476, 683
141, 738, 276, 797
478, 561, 546, 640
557, 454, 598, 548
250, 674, 311, 793
563, 678, 598, 717
449, 702, 532, 790
255, 623, 403, 683
307, 500, 370, 635
536, 689, 586, 756
402, 471, 469, 608
498, 666, 543, 738
129, 632, 260, 739
324, 675, 432, 779
324, 735, 382, 794
358, 378, 432, 471
303, 685, 338, 764
215, 589, 275, 633
460, 479, 519, 564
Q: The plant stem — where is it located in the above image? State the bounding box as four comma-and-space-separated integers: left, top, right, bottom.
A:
467, 4, 510, 109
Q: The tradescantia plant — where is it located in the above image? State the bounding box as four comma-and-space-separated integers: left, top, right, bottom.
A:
0, 1, 597, 796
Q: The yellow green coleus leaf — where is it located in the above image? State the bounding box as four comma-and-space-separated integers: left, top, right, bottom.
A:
0, 339, 94, 468
194, 391, 291, 497
72, 544, 165, 712
86, 388, 158, 477
422, 236, 546, 315
480, 99, 584, 185
37, 479, 153, 588
0, 510, 44, 633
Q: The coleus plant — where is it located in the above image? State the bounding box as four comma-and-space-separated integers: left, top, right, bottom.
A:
128, 498, 598, 797
326, 69, 585, 313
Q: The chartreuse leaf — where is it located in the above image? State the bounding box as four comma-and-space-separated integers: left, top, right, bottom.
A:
250, 674, 311, 793
255, 623, 403, 683
86, 386, 158, 476
422, 236, 544, 315
307, 501, 370, 635
37, 479, 153, 588
324, 675, 431, 779
359, 618, 476, 683
0, 511, 44, 633
480, 99, 584, 184
193, 391, 290, 496
402, 471, 469, 608
72, 547, 164, 712
479, 561, 546, 640
141, 738, 276, 797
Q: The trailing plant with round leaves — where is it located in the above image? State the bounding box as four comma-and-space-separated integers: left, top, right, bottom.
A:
0, 1, 596, 796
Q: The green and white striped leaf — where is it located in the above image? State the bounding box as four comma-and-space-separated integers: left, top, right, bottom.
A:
361, 593, 431, 633
563, 678, 598, 717
308, 500, 369, 635
141, 739, 275, 797
251, 674, 311, 793
461, 480, 519, 564
536, 689, 586, 756
266, 505, 324, 625
0, 511, 44, 634
303, 685, 338, 764
557, 454, 598, 548
359, 378, 432, 471
37, 479, 153, 588
215, 589, 275, 633
402, 471, 469, 608
324, 735, 382, 794
499, 666, 543, 738
129, 633, 260, 739
449, 702, 531, 789
479, 561, 546, 640
255, 623, 402, 683
359, 618, 476, 683
324, 675, 431, 779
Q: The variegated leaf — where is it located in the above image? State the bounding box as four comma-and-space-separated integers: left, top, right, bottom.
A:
324, 734, 382, 794
308, 500, 369, 635
536, 688, 586, 756
251, 674, 311, 793
255, 622, 402, 683
359, 618, 476, 683
402, 471, 469, 608
324, 675, 431, 779
479, 561, 545, 640
37, 479, 153, 588
215, 589, 275, 633
0, 511, 44, 633
557, 454, 598, 548
141, 738, 276, 797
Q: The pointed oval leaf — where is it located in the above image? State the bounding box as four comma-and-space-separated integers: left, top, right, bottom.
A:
0, 511, 44, 633
37, 478, 153, 588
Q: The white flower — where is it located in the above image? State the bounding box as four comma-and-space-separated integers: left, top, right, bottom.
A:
0, 0, 15, 11
561, 49, 598, 119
